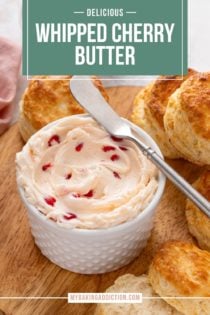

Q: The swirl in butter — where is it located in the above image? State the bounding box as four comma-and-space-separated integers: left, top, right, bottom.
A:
16, 116, 158, 229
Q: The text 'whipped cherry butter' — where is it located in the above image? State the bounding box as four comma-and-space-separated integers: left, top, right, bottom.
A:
16, 116, 158, 229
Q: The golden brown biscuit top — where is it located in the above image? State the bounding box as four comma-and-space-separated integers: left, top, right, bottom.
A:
193, 171, 210, 202
151, 241, 210, 296
22, 76, 108, 130
180, 73, 210, 139
144, 69, 196, 128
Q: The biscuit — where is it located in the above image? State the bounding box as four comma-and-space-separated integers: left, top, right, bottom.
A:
186, 171, 210, 251
130, 70, 196, 159
164, 72, 210, 165
94, 274, 180, 315
19, 76, 108, 142
149, 241, 210, 315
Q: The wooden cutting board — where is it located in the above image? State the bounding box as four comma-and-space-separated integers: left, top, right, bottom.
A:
0, 87, 203, 315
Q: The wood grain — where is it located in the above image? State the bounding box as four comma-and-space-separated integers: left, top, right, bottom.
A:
0, 86, 203, 315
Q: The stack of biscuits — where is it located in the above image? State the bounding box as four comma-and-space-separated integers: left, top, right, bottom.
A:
130, 70, 210, 284
130, 70, 210, 166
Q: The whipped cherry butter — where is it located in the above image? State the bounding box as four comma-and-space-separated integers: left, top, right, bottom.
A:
16, 116, 158, 229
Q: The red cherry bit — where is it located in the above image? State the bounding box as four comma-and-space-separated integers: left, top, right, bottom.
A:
65, 173, 72, 180
44, 196, 56, 206
42, 163, 52, 171
113, 171, 121, 179
64, 213, 77, 220
48, 134, 60, 147
75, 143, 84, 152
111, 135, 123, 142
110, 154, 120, 161
102, 145, 116, 152
119, 146, 128, 151
83, 190, 94, 198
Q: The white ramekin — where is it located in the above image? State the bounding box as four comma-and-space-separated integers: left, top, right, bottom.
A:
17, 115, 165, 274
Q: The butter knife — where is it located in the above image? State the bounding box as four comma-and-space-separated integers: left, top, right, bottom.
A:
70, 76, 210, 217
